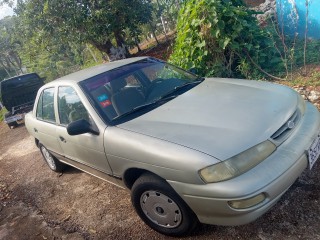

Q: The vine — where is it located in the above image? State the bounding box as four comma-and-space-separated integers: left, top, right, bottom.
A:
169, 0, 284, 79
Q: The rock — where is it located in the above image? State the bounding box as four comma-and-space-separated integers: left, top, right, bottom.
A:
293, 87, 320, 111
253, 0, 276, 25
314, 103, 320, 109
62, 215, 71, 222
308, 90, 320, 102
61, 232, 85, 240
293, 87, 309, 100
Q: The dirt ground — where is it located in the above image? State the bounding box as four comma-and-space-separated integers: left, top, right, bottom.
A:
1, 121, 320, 240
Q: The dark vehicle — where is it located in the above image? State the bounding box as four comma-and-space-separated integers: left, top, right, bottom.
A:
0, 73, 44, 128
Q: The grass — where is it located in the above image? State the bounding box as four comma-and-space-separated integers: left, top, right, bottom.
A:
0, 107, 7, 122
279, 65, 320, 88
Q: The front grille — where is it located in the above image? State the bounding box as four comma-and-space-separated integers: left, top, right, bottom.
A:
271, 109, 301, 142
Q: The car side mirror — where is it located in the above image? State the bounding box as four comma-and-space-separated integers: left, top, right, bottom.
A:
67, 119, 99, 136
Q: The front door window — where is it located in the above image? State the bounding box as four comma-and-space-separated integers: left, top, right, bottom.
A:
58, 86, 89, 125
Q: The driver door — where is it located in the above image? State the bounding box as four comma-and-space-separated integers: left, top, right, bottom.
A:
55, 86, 112, 174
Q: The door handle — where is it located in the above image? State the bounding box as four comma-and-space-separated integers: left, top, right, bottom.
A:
59, 136, 66, 143
34, 128, 38, 132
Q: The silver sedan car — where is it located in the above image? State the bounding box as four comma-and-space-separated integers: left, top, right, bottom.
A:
25, 57, 320, 236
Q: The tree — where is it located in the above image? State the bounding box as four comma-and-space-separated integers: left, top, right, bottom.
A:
0, 17, 23, 79
155, 0, 184, 31
15, 0, 153, 59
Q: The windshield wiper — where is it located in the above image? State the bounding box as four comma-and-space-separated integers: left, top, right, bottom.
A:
158, 78, 204, 100
112, 79, 204, 122
112, 95, 177, 121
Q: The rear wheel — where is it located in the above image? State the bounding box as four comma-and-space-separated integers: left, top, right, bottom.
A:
7, 121, 18, 129
39, 144, 65, 172
131, 173, 198, 236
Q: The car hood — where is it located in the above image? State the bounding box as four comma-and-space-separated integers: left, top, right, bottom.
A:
118, 78, 298, 160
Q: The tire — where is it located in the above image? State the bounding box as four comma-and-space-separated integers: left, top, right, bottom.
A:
131, 173, 198, 236
39, 144, 65, 172
7, 121, 18, 129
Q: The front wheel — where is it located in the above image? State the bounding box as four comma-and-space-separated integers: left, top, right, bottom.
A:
131, 173, 198, 236
39, 144, 65, 172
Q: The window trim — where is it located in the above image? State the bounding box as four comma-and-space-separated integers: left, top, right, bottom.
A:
57, 85, 91, 127
36, 86, 57, 125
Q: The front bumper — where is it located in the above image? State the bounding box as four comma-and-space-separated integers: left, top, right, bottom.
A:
168, 102, 320, 226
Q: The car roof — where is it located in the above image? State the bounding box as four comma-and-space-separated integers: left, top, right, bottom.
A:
52, 56, 149, 85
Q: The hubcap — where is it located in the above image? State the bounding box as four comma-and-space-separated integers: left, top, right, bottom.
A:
140, 191, 182, 228
41, 147, 56, 170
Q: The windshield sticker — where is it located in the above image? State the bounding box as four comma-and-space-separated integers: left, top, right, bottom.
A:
100, 100, 112, 108
97, 94, 108, 102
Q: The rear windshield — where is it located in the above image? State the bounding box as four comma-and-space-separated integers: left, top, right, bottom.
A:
1, 74, 42, 92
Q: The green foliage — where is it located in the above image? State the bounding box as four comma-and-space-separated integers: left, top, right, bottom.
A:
16, 0, 153, 55
0, 67, 11, 80
16, 28, 83, 81
263, 19, 320, 80
0, 1, 163, 82
0, 17, 23, 80
0, 107, 7, 122
155, 0, 184, 29
292, 40, 320, 66
169, 0, 283, 78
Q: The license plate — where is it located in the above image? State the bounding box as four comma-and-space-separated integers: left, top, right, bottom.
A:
308, 134, 320, 169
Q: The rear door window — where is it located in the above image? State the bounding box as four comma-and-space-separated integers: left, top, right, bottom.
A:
36, 88, 56, 122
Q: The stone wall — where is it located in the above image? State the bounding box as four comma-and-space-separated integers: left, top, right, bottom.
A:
253, 0, 276, 24
244, 0, 266, 7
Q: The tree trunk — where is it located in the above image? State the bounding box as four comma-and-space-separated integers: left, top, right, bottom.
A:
90, 39, 114, 56
8, 51, 23, 73
149, 22, 159, 45
135, 37, 142, 52
114, 30, 130, 57
6, 55, 19, 75
160, 15, 168, 41
0, 60, 11, 78
90, 39, 129, 61
114, 30, 125, 47
86, 44, 98, 63
176, 0, 180, 8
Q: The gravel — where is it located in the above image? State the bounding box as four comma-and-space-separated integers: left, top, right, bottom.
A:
1, 122, 320, 240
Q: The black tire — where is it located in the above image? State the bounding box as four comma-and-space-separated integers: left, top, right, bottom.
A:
39, 144, 65, 172
7, 121, 18, 129
131, 173, 198, 236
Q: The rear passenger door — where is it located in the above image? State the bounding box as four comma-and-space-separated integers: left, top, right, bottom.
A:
55, 86, 112, 174
34, 87, 63, 155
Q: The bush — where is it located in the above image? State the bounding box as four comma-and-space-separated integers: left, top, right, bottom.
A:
0, 107, 7, 122
170, 0, 283, 79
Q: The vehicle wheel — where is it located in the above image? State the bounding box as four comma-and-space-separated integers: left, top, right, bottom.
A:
7, 121, 18, 129
131, 173, 198, 236
39, 144, 65, 172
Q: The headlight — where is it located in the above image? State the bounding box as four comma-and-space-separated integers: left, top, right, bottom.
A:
199, 141, 276, 183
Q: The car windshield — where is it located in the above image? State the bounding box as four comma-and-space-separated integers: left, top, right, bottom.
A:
80, 58, 201, 123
